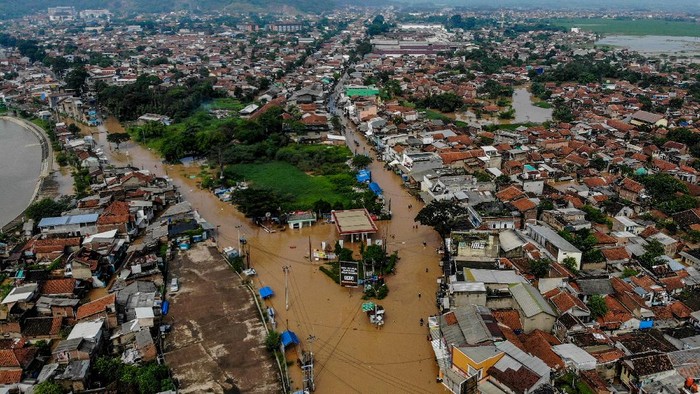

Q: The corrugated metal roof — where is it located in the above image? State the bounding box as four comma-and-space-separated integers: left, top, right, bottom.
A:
552, 344, 597, 370
458, 345, 501, 364
496, 341, 551, 378
499, 230, 526, 252
466, 269, 525, 284
38, 213, 99, 227
509, 282, 555, 318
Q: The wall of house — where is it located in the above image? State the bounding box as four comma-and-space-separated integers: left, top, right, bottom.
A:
453, 292, 487, 307
521, 313, 556, 334
452, 348, 504, 381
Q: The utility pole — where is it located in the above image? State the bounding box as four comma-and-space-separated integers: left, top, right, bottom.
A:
308, 236, 312, 262
283, 265, 290, 311
235, 225, 242, 256
302, 335, 316, 392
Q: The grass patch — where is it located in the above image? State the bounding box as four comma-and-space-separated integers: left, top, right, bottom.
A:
549, 18, 700, 37
225, 161, 353, 209
424, 109, 452, 122
534, 101, 552, 109
207, 97, 246, 112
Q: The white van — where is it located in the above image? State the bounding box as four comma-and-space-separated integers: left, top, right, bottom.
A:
170, 278, 179, 292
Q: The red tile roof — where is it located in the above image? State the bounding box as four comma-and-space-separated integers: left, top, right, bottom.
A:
492, 309, 522, 331
0, 369, 22, 384
77, 293, 116, 320
40, 278, 76, 295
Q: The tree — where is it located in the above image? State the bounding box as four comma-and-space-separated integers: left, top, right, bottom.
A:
562, 256, 578, 273
67, 123, 80, 135
64, 66, 89, 95
639, 239, 665, 268
33, 381, 64, 394
588, 295, 608, 318
106, 132, 131, 150
414, 200, 469, 254
265, 330, 281, 351
25, 197, 71, 221
529, 258, 551, 278
351, 154, 372, 169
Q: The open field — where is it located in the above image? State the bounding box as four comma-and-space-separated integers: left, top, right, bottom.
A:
225, 161, 354, 209
550, 18, 700, 37
206, 97, 246, 112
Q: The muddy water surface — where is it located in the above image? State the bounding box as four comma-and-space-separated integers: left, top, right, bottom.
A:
96, 116, 446, 393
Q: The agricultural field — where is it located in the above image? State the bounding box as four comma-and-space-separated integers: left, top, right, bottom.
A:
550, 18, 700, 37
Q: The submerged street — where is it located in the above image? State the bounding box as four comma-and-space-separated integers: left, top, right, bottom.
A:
92, 117, 445, 393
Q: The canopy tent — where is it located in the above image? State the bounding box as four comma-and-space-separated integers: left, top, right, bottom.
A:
362, 302, 376, 312
259, 287, 274, 299
281, 330, 300, 347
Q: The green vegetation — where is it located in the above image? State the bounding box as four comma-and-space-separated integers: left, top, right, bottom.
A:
529, 258, 551, 278
423, 109, 452, 122
33, 381, 63, 394
549, 18, 700, 37
93, 356, 175, 394
636, 173, 698, 215
96, 75, 222, 122
26, 197, 72, 222
638, 239, 665, 269
534, 101, 552, 109
415, 200, 469, 254
415, 92, 464, 113
588, 295, 608, 319
557, 371, 596, 394
560, 229, 605, 265
224, 161, 354, 210
208, 97, 246, 112
265, 330, 281, 351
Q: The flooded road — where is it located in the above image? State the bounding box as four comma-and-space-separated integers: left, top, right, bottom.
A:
94, 117, 446, 393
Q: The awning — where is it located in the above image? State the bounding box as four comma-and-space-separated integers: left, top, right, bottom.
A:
259, 287, 274, 299
281, 330, 299, 347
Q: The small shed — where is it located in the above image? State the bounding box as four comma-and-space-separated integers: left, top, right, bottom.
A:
288, 212, 317, 229
281, 330, 300, 347
259, 287, 274, 299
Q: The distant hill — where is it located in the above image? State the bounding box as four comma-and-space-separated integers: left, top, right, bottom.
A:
0, 0, 336, 19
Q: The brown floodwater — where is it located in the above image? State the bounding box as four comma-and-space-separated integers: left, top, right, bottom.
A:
96, 116, 446, 393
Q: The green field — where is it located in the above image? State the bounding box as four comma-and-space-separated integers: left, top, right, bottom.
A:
550, 18, 700, 37
225, 161, 353, 209
207, 98, 246, 112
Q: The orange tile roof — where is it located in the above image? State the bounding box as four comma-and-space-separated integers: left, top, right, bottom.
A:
521, 330, 564, 370
77, 293, 116, 320
511, 198, 537, 212
601, 247, 630, 261
0, 369, 22, 384
492, 309, 522, 331
670, 301, 692, 319
496, 186, 525, 202
97, 201, 132, 225
40, 278, 76, 295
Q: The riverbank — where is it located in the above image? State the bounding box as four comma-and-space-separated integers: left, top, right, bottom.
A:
0, 116, 53, 231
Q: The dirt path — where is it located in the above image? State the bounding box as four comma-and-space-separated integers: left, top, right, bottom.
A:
95, 116, 447, 393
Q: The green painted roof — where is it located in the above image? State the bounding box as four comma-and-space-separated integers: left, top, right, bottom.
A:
345, 87, 379, 97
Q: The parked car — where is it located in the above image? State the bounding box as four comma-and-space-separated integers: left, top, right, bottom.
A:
170, 278, 179, 292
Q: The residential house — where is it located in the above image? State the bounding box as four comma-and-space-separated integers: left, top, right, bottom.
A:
527, 224, 583, 269
509, 282, 557, 334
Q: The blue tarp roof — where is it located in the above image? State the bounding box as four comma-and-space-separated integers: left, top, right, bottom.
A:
259, 286, 274, 299
38, 213, 99, 228
356, 169, 371, 183
369, 182, 382, 195
281, 330, 300, 347
161, 300, 170, 315
639, 320, 654, 329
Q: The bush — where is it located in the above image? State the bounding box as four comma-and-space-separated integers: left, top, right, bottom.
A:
376, 284, 389, 299
265, 331, 281, 351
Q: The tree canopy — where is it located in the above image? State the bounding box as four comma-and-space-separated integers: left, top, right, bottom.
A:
414, 200, 468, 249
588, 295, 608, 318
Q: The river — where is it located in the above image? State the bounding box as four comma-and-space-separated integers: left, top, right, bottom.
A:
0, 118, 44, 227
92, 117, 446, 393
455, 87, 552, 126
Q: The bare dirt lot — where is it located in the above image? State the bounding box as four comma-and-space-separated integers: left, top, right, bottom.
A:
164, 242, 281, 393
